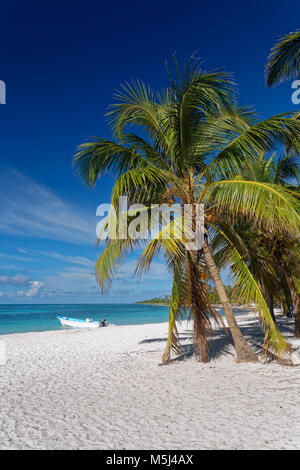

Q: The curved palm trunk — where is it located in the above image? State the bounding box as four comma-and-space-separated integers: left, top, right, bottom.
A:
284, 270, 300, 338
289, 281, 300, 338
294, 301, 300, 338
203, 240, 259, 362
266, 290, 276, 323
280, 300, 288, 317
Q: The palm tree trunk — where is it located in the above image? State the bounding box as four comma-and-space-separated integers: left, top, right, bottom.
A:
295, 305, 300, 338
198, 335, 209, 362
266, 290, 276, 323
284, 271, 300, 338
203, 240, 259, 362
188, 254, 210, 363
290, 282, 300, 338
280, 300, 288, 317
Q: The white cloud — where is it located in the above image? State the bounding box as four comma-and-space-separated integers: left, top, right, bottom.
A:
0, 292, 3, 297
0, 273, 30, 286
16, 248, 95, 267
0, 251, 39, 271
7, 281, 44, 298
42, 252, 94, 267
25, 281, 44, 297
0, 170, 96, 245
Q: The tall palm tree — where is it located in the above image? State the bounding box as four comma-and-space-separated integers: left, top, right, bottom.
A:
73, 58, 300, 363
265, 30, 300, 87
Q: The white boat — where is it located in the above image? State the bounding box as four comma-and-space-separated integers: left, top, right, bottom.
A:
57, 316, 103, 329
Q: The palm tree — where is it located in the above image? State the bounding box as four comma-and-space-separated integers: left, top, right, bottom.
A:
73, 58, 300, 363
213, 152, 300, 340
265, 30, 300, 87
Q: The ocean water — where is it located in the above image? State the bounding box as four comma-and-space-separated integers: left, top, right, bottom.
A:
0, 304, 171, 335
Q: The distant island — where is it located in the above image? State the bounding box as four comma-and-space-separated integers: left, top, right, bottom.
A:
136, 295, 170, 306
137, 285, 246, 306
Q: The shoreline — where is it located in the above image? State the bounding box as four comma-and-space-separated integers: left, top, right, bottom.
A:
0, 305, 253, 337
136, 302, 170, 307
0, 312, 299, 449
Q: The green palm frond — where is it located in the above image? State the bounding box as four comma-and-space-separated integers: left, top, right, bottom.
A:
204, 178, 300, 232
107, 80, 156, 134
211, 221, 277, 283
106, 80, 174, 156
239, 151, 276, 183
209, 224, 292, 364
136, 218, 186, 276
164, 58, 238, 173
96, 203, 154, 246
186, 251, 226, 361
208, 113, 300, 178
265, 30, 300, 87
124, 133, 172, 170
95, 238, 135, 293
110, 165, 169, 206
273, 152, 300, 185
162, 250, 225, 363
166, 55, 237, 111
73, 55, 300, 364
187, 108, 256, 173
162, 264, 185, 363
73, 138, 146, 186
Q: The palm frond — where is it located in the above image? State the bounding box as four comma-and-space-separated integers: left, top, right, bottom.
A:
208, 114, 300, 178
110, 165, 169, 206
136, 217, 186, 276
204, 178, 300, 232
209, 224, 292, 364
73, 138, 145, 186
95, 238, 135, 293
106, 80, 174, 157
162, 263, 185, 363
265, 30, 300, 87
273, 152, 300, 185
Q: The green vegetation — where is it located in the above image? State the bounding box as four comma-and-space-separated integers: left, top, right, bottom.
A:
137, 295, 171, 305
265, 29, 300, 87
207, 285, 243, 305
139, 285, 246, 306
74, 51, 300, 365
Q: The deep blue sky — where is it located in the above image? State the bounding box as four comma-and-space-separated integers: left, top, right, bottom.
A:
0, 0, 299, 303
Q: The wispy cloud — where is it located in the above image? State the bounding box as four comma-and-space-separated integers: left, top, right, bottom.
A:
0, 273, 31, 286
16, 248, 95, 267
0, 170, 96, 245
0, 251, 36, 262
0, 171, 172, 302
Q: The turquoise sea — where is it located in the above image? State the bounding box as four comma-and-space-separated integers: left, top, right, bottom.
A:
0, 304, 171, 335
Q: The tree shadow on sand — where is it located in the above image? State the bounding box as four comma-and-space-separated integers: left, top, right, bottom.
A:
139, 317, 296, 363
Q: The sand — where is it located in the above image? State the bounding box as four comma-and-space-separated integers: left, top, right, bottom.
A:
0, 312, 299, 450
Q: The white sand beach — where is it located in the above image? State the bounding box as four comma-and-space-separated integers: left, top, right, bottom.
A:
0, 312, 300, 450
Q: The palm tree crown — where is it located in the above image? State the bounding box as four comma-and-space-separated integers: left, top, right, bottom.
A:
265, 30, 300, 87
73, 58, 300, 364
